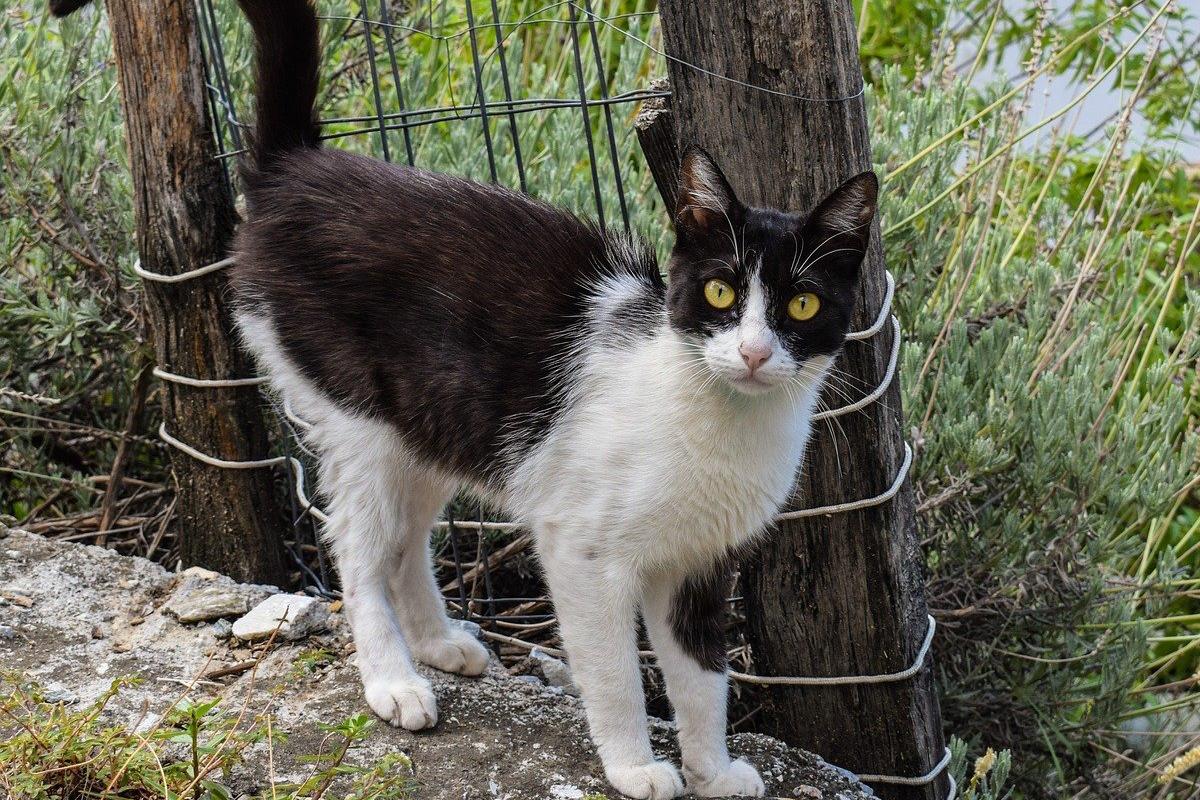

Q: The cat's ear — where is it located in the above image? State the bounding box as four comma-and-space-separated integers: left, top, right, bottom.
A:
675, 147, 743, 239
805, 171, 879, 246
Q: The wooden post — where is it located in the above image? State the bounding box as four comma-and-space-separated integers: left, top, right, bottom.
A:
98, 0, 287, 583
651, 2, 947, 798
634, 78, 680, 213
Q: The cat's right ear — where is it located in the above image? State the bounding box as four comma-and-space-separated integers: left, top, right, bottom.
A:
675, 147, 743, 240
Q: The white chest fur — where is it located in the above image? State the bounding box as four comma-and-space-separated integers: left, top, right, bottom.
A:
506, 328, 824, 574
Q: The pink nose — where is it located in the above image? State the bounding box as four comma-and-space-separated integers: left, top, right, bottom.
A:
739, 343, 772, 373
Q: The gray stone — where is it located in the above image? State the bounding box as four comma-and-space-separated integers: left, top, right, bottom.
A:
530, 649, 579, 697
162, 569, 273, 624
232, 593, 330, 641
453, 618, 483, 640
0, 625, 14, 640
163, 584, 258, 623
42, 688, 77, 704
211, 618, 233, 639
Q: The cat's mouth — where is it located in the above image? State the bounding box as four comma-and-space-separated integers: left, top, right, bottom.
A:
728, 372, 777, 395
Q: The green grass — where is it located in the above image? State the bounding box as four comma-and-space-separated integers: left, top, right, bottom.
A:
0, 675, 414, 800
1, 0, 1198, 796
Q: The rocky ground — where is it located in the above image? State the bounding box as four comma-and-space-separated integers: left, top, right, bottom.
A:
0, 526, 872, 799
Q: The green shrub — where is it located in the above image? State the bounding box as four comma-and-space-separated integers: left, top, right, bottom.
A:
0, 675, 414, 799
874, 48, 1197, 795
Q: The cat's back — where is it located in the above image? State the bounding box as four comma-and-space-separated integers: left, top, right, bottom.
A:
231, 148, 663, 483
233, 148, 606, 304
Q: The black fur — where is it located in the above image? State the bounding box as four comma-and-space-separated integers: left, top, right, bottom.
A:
230, 1, 875, 490
47, 0, 93, 17
669, 558, 734, 673
234, 150, 663, 483
236, 0, 321, 171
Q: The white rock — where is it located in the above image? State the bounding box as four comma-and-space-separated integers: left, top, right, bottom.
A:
180, 565, 222, 581
232, 594, 329, 642
530, 649, 579, 696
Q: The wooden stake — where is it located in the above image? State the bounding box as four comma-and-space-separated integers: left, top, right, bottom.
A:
100, 0, 287, 583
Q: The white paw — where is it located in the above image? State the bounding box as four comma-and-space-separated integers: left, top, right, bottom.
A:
410, 626, 490, 676
686, 758, 766, 798
362, 676, 438, 730
606, 761, 685, 799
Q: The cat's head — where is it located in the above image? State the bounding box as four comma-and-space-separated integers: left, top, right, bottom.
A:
665, 147, 877, 397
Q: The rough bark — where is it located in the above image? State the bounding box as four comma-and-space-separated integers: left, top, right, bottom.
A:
104, 0, 287, 583
652, 2, 946, 798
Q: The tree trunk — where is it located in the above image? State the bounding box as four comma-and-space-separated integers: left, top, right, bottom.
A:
653, 2, 946, 798
104, 0, 287, 584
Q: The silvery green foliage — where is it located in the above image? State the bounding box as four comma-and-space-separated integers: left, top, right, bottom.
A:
872, 66, 1199, 792
948, 736, 1013, 800
1, 4, 142, 518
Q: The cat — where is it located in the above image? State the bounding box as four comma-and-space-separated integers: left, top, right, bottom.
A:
231, 1, 877, 797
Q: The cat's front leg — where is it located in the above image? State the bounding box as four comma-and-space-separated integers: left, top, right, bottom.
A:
643, 564, 765, 798
541, 543, 684, 800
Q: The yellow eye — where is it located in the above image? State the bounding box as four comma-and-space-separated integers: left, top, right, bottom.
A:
703, 279, 736, 310
788, 293, 821, 321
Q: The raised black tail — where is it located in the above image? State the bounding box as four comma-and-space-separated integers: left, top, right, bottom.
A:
236, 0, 321, 171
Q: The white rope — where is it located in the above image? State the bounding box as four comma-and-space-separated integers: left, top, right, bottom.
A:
132, 256, 236, 284
775, 441, 912, 521
153, 366, 268, 388
437, 518, 524, 532
288, 456, 329, 525
157, 422, 286, 470
281, 399, 313, 431
846, 270, 894, 341
858, 746, 955, 791
813, 314, 899, 421
729, 614, 934, 686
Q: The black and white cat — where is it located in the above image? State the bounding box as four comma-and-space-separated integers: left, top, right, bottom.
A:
231, 2, 876, 797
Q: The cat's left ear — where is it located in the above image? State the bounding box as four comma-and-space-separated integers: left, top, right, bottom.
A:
805, 171, 879, 246
675, 147, 744, 240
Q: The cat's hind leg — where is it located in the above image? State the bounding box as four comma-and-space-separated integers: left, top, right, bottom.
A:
317, 415, 440, 731
384, 470, 490, 677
